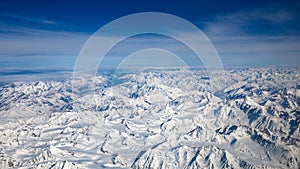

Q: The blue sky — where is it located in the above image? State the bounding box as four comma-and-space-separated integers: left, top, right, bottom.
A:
0, 0, 299, 70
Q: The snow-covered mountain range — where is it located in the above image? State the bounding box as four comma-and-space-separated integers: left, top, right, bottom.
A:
0, 68, 299, 168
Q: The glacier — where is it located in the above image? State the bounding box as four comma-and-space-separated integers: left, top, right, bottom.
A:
0, 67, 299, 168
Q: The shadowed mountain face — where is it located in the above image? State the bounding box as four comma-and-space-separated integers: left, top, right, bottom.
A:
0, 68, 299, 168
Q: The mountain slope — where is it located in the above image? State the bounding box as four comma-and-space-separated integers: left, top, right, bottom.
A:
0, 68, 299, 168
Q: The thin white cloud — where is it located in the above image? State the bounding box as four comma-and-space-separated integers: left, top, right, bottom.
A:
0, 26, 70, 36
0, 26, 89, 57
202, 2, 298, 37
215, 8, 295, 25
40, 20, 56, 25
195, 2, 300, 66
209, 35, 300, 66
0, 12, 57, 25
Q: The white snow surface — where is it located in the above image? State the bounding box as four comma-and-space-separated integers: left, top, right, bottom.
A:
0, 68, 299, 168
